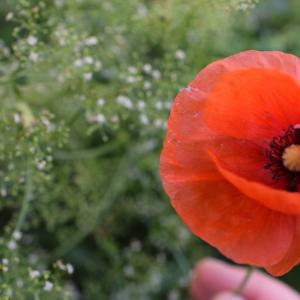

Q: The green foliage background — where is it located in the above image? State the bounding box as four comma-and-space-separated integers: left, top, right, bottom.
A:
0, 0, 300, 299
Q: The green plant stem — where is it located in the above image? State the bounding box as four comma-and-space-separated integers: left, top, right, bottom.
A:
67, 107, 84, 127
234, 266, 255, 296
34, 292, 40, 300
14, 166, 33, 232
54, 139, 122, 161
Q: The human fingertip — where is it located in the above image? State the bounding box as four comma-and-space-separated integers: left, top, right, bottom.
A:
212, 292, 245, 300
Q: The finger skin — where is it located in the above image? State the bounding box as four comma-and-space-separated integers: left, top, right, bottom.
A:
212, 292, 245, 300
190, 258, 300, 300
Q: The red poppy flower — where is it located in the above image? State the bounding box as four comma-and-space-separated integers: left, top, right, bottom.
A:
160, 50, 300, 276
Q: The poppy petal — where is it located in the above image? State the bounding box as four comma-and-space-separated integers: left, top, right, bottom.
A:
266, 218, 300, 276
189, 50, 300, 93
160, 137, 221, 182
204, 68, 300, 140
211, 152, 300, 215
207, 138, 280, 186
162, 177, 294, 267
161, 83, 222, 182
167, 84, 214, 142
208, 138, 291, 192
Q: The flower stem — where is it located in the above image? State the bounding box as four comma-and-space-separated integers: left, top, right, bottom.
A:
34, 292, 40, 300
14, 166, 33, 232
234, 266, 255, 296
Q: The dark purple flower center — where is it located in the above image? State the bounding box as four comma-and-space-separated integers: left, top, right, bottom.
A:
265, 125, 300, 192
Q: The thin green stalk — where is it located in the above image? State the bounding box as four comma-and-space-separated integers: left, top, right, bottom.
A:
54, 138, 122, 161
234, 266, 255, 296
14, 166, 33, 232
34, 292, 40, 300
67, 107, 84, 127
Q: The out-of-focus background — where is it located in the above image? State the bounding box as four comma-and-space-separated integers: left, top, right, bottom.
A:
0, 0, 299, 299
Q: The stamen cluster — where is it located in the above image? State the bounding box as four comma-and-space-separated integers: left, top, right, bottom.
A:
265, 125, 300, 191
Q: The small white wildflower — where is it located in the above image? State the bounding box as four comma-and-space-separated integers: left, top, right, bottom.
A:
56, 260, 68, 271
171, 72, 177, 81
154, 119, 164, 128
95, 113, 106, 124
2, 265, 8, 272
154, 101, 163, 110
56, 260, 74, 274
87, 113, 106, 125
41, 116, 51, 128
97, 98, 105, 106
27, 36, 38, 46
103, 2, 113, 10
111, 115, 119, 123
95, 60, 102, 70
130, 240, 142, 252
12, 231, 22, 240
239, 3, 249, 11
7, 240, 17, 250
66, 263, 74, 274
73, 46, 81, 54
152, 70, 161, 80
2, 258, 9, 265
179, 227, 190, 241
44, 280, 54, 291
55, 0, 64, 7
84, 56, 94, 65
123, 265, 135, 277
126, 76, 136, 84
139, 114, 149, 125
46, 122, 55, 131
37, 160, 46, 171
6, 12, 14, 21
137, 100, 145, 110
142, 64, 152, 74
29, 270, 40, 279
6, 289, 12, 297
59, 37, 66, 46
17, 279, 24, 288
58, 74, 65, 83
164, 101, 172, 109
29, 147, 35, 154
179, 276, 189, 287
2, 184, 9, 193
85, 36, 98, 46
128, 66, 137, 74
117, 95, 133, 109
143, 81, 151, 90
29, 52, 39, 62
83, 72, 93, 81
74, 59, 83, 68
13, 113, 21, 124
175, 49, 186, 60
149, 270, 162, 288
137, 4, 148, 17
168, 290, 180, 300
28, 254, 38, 264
